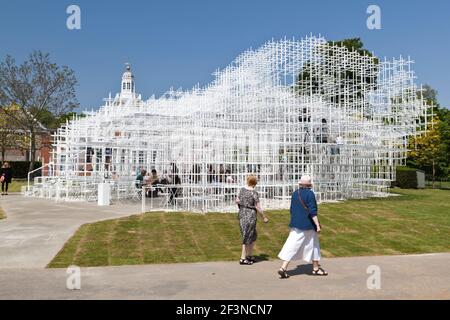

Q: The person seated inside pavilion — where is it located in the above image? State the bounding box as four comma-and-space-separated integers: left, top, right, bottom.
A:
143, 171, 152, 186
135, 169, 146, 188
147, 169, 160, 198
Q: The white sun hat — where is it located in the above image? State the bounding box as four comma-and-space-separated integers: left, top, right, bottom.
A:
298, 175, 312, 186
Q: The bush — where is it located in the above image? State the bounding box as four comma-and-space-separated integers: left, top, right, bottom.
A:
4, 161, 42, 179
395, 167, 418, 189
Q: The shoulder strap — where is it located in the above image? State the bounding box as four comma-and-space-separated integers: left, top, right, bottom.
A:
297, 189, 311, 216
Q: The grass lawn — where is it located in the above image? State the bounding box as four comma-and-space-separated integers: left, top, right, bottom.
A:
7, 180, 29, 193
428, 181, 450, 190
48, 188, 450, 268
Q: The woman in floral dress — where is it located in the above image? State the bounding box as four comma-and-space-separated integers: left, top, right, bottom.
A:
236, 175, 269, 265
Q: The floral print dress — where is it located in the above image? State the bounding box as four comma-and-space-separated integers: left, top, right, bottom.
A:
238, 187, 260, 245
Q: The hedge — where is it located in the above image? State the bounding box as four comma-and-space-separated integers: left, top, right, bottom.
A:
2, 161, 42, 179
395, 167, 418, 189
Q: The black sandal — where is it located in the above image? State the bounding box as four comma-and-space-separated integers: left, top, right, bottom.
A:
239, 258, 253, 265
278, 268, 290, 279
312, 267, 328, 276
246, 256, 256, 263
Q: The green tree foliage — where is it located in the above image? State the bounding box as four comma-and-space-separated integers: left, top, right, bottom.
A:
421, 84, 439, 107
38, 109, 85, 129
437, 108, 450, 167
408, 118, 446, 185
407, 84, 450, 180
330, 38, 376, 60
0, 106, 28, 161
294, 38, 379, 106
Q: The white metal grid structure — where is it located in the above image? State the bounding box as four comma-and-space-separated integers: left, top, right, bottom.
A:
27, 36, 430, 212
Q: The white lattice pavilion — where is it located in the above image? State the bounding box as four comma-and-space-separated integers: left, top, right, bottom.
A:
26, 36, 431, 212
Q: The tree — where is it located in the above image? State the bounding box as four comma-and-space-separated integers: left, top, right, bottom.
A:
421, 84, 440, 108
294, 38, 379, 111
408, 118, 446, 187
0, 110, 15, 161
330, 38, 376, 59
407, 85, 450, 181
0, 106, 28, 161
438, 108, 450, 166
0, 51, 78, 171
36, 109, 84, 130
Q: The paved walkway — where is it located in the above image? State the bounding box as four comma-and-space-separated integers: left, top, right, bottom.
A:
0, 194, 141, 268
0, 195, 448, 299
0, 253, 449, 299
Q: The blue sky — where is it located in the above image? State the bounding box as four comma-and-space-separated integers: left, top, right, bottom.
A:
0, 0, 449, 110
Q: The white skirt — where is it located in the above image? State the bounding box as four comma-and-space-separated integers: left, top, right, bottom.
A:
278, 228, 321, 263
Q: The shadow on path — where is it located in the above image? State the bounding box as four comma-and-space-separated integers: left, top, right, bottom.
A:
287, 264, 313, 277
253, 254, 269, 263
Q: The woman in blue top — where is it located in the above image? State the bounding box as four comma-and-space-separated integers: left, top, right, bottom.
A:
277, 175, 328, 278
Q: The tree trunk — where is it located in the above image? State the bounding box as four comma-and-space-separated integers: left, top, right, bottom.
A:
1, 147, 4, 162
432, 159, 436, 189
28, 131, 36, 172
25, 148, 30, 161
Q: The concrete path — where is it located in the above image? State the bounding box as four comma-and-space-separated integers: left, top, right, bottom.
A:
0, 195, 448, 299
0, 253, 448, 299
0, 194, 141, 268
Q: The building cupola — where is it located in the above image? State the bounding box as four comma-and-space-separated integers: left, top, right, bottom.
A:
120, 63, 135, 98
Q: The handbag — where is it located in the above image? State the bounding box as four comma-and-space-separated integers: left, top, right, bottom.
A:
297, 189, 320, 232
0, 175, 4, 183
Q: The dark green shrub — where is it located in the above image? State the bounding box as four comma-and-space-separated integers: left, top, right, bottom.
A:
395, 167, 418, 189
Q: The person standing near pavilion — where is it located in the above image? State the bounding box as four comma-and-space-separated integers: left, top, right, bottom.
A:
0, 162, 13, 195
236, 175, 269, 265
277, 175, 328, 278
